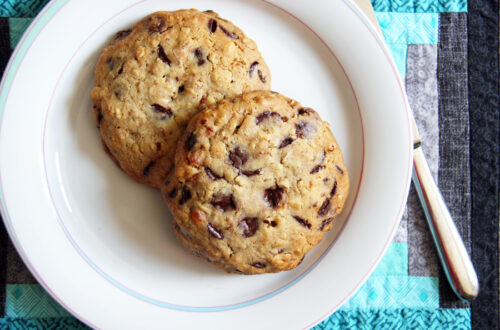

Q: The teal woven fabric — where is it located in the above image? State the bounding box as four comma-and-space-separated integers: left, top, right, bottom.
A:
0, 0, 481, 329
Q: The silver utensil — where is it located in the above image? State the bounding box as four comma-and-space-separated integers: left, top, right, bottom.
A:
411, 116, 479, 301
356, 0, 479, 301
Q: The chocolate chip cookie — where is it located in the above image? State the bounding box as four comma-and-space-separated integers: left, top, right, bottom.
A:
91, 9, 270, 188
162, 91, 349, 274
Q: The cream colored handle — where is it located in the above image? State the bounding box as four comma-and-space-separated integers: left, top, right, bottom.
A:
412, 147, 479, 301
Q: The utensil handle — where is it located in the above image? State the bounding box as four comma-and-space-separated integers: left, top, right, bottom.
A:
412, 147, 479, 301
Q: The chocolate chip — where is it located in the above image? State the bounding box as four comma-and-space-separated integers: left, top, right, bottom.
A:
298, 108, 313, 116
204, 10, 215, 13
148, 16, 166, 33
257, 70, 267, 83
241, 169, 262, 177
178, 85, 185, 93
251, 262, 265, 269
152, 103, 173, 120
318, 199, 331, 217
249, 61, 259, 77
207, 223, 224, 239
310, 164, 325, 174
205, 167, 222, 180
208, 19, 217, 33
143, 161, 155, 176
319, 218, 333, 230
219, 25, 239, 39
97, 107, 103, 126
238, 217, 258, 237
179, 186, 192, 205
157, 45, 171, 65
229, 147, 248, 168
293, 216, 311, 229
264, 185, 284, 208
255, 111, 281, 124
114, 29, 132, 40
211, 194, 236, 212
263, 220, 278, 227
168, 187, 178, 199
117, 64, 124, 75
194, 48, 206, 66
330, 181, 337, 197
185, 132, 197, 151
335, 164, 344, 174
279, 137, 294, 149
295, 121, 316, 138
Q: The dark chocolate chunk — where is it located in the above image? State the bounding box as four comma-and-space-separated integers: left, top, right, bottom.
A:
257, 69, 267, 83
298, 108, 314, 116
185, 132, 197, 151
168, 187, 178, 199
241, 169, 262, 177
207, 223, 224, 239
318, 199, 331, 217
238, 217, 258, 237
211, 194, 236, 212
264, 185, 284, 208
319, 217, 333, 231
249, 61, 259, 77
205, 167, 222, 180
148, 16, 166, 33
335, 164, 344, 174
255, 111, 281, 124
310, 164, 325, 174
229, 147, 248, 168
251, 262, 266, 269
157, 45, 171, 65
152, 103, 173, 119
330, 181, 338, 197
263, 220, 278, 227
97, 107, 103, 126
208, 19, 217, 33
143, 161, 155, 176
178, 85, 185, 93
219, 25, 239, 39
295, 121, 316, 138
194, 48, 206, 66
179, 186, 192, 205
114, 29, 132, 40
279, 137, 294, 149
293, 216, 311, 229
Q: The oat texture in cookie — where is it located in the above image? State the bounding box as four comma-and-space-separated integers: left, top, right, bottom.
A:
163, 91, 349, 274
91, 9, 271, 188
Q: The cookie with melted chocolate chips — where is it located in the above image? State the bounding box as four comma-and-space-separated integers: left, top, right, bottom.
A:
91, 9, 270, 188
162, 91, 349, 274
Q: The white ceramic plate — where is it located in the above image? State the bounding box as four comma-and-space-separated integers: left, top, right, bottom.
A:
0, 0, 412, 328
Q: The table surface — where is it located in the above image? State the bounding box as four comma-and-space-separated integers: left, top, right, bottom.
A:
0, 0, 498, 329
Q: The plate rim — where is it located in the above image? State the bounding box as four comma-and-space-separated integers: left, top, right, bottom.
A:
0, 0, 413, 328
